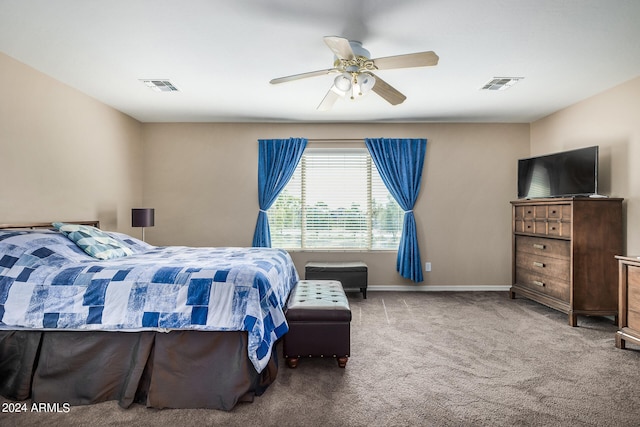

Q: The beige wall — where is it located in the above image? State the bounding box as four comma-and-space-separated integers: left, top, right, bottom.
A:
0, 53, 143, 231
531, 76, 640, 255
142, 122, 529, 287
0, 50, 535, 288
4, 46, 637, 288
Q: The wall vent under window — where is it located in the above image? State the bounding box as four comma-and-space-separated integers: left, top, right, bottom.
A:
480, 77, 523, 91
140, 79, 179, 92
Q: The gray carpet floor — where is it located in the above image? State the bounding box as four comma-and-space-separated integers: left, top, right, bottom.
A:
2, 291, 640, 426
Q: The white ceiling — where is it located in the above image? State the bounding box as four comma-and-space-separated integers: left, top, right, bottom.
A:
1, 0, 640, 123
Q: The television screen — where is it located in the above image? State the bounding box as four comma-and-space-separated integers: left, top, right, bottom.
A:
517, 146, 598, 199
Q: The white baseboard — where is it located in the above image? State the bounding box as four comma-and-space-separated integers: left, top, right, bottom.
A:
367, 285, 511, 292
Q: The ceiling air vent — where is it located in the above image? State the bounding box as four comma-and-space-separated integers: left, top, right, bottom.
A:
481, 77, 523, 91
140, 80, 179, 92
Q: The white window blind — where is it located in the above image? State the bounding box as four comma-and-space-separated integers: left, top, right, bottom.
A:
269, 148, 403, 250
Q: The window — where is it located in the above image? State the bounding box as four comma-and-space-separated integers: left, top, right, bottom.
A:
269, 148, 404, 250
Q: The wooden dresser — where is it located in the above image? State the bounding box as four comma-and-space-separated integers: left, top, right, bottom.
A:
615, 256, 640, 349
510, 197, 623, 326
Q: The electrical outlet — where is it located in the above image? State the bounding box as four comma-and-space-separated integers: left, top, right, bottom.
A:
425, 262, 431, 272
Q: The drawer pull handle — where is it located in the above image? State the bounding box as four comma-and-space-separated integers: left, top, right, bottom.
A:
533, 261, 545, 268
532, 280, 545, 287
533, 244, 546, 250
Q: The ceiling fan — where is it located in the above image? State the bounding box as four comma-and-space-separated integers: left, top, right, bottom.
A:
270, 36, 439, 111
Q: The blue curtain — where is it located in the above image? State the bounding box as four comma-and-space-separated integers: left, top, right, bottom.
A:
252, 137, 307, 247
365, 138, 427, 282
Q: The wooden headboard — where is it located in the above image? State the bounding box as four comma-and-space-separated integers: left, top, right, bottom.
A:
0, 221, 100, 230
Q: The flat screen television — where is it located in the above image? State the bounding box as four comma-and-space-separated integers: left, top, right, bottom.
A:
517, 146, 599, 199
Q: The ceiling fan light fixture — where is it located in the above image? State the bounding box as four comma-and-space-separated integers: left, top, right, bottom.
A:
349, 73, 376, 99
358, 74, 376, 95
334, 73, 353, 93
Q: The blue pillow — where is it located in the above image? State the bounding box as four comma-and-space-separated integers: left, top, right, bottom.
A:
52, 222, 134, 260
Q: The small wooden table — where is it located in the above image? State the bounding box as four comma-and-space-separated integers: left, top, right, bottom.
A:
615, 256, 640, 349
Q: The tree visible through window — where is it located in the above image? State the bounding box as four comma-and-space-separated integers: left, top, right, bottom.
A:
268, 148, 403, 250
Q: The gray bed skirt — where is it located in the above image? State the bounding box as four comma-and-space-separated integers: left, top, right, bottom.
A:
0, 329, 278, 410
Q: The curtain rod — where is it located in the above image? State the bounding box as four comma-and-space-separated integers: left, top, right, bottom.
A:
307, 138, 364, 143
256, 138, 364, 143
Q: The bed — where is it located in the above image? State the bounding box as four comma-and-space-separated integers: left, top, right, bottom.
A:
0, 221, 298, 410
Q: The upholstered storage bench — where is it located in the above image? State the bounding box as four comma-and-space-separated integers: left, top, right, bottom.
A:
283, 280, 351, 368
305, 261, 368, 299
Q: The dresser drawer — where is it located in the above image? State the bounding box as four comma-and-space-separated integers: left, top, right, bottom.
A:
516, 251, 570, 282
514, 220, 571, 237
547, 204, 571, 220
515, 205, 546, 220
514, 219, 552, 236
515, 235, 570, 259
515, 268, 570, 302
515, 204, 571, 220
547, 220, 571, 238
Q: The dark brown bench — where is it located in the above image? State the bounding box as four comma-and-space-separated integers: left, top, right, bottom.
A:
305, 261, 368, 299
283, 280, 351, 368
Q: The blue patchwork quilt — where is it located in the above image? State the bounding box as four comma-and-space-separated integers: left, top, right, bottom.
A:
0, 229, 298, 373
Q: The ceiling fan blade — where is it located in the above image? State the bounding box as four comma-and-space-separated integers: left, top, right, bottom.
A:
317, 87, 341, 111
270, 68, 339, 84
323, 36, 355, 60
370, 73, 406, 105
372, 51, 439, 70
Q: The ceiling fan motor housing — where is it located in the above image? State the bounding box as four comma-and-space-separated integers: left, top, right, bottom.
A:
348, 41, 370, 59
333, 40, 375, 72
